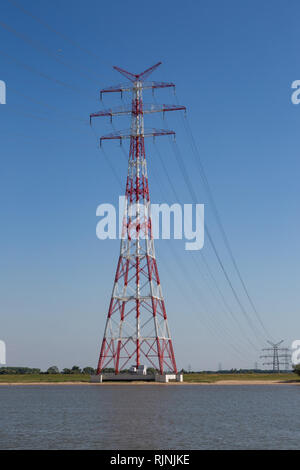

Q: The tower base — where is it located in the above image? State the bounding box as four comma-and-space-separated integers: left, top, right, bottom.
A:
90, 373, 183, 383
155, 374, 183, 383
90, 373, 155, 383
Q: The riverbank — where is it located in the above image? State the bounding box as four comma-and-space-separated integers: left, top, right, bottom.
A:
0, 381, 300, 386
0, 373, 299, 385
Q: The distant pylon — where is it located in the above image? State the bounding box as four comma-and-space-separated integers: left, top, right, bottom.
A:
260, 340, 291, 372
91, 63, 186, 374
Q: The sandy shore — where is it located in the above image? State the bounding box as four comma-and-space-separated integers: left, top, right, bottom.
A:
0, 380, 299, 386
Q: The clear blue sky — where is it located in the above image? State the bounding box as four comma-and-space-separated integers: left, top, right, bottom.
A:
0, 0, 299, 371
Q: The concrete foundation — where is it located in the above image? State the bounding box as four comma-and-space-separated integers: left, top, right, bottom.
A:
91, 373, 155, 382
155, 373, 183, 383
90, 374, 103, 383
91, 373, 183, 383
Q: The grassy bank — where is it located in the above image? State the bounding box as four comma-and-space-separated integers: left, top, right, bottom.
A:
0, 374, 90, 383
183, 373, 299, 383
0, 372, 299, 384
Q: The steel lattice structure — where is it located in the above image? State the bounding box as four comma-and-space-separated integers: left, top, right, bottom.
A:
91, 62, 185, 375
260, 340, 291, 372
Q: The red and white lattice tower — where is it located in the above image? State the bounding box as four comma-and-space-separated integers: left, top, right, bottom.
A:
90, 62, 185, 375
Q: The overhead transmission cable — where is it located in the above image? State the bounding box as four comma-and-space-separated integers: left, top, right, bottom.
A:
7, 0, 110, 64
174, 94, 273, 340
152, 98, 266, 346
147, 153, 257, 358
152, 142, 260, 348
0, 20, 98, 83
170, 137, 266, 346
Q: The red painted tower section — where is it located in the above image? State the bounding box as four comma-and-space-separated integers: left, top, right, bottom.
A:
90, 63, 185, 375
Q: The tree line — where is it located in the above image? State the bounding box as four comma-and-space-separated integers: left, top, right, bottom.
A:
0, 366, 158, 375
0, 366, 95, 375
0, 366, 298, 375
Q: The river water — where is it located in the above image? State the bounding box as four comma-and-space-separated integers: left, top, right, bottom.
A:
0, 384, 299, 449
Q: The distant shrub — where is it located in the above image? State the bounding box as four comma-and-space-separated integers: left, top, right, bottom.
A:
46, 366, 59, 374
82, 367, 95, 375
0, 367, 41, 375
293, 364, 300, 376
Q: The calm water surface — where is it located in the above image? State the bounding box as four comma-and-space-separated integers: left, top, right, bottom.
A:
0, 384, 299, 449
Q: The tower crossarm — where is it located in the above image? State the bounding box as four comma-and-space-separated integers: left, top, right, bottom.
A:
90, 104, 186, 123
100, 81, 176, 100
267, 340, 284, 348
99, 128, 175, 146
113, 62, 162, 82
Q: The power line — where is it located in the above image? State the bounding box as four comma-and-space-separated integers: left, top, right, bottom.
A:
0, 20, 97, 83
170, 138, 265, 346
0, 49, 82, 93
147, 146, 257, 358
152, 94, 267, 346
9, 87, 89, 125
175, 98, 272, 339
152, 141, 260, 352
90, 124, 123, 189
7, 0, 110, 65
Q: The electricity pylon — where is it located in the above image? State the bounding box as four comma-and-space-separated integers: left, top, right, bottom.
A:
260, 340, 291, 372
91, 62, 185, 375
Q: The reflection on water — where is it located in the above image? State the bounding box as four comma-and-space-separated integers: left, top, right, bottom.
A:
0, 384, 300, 449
